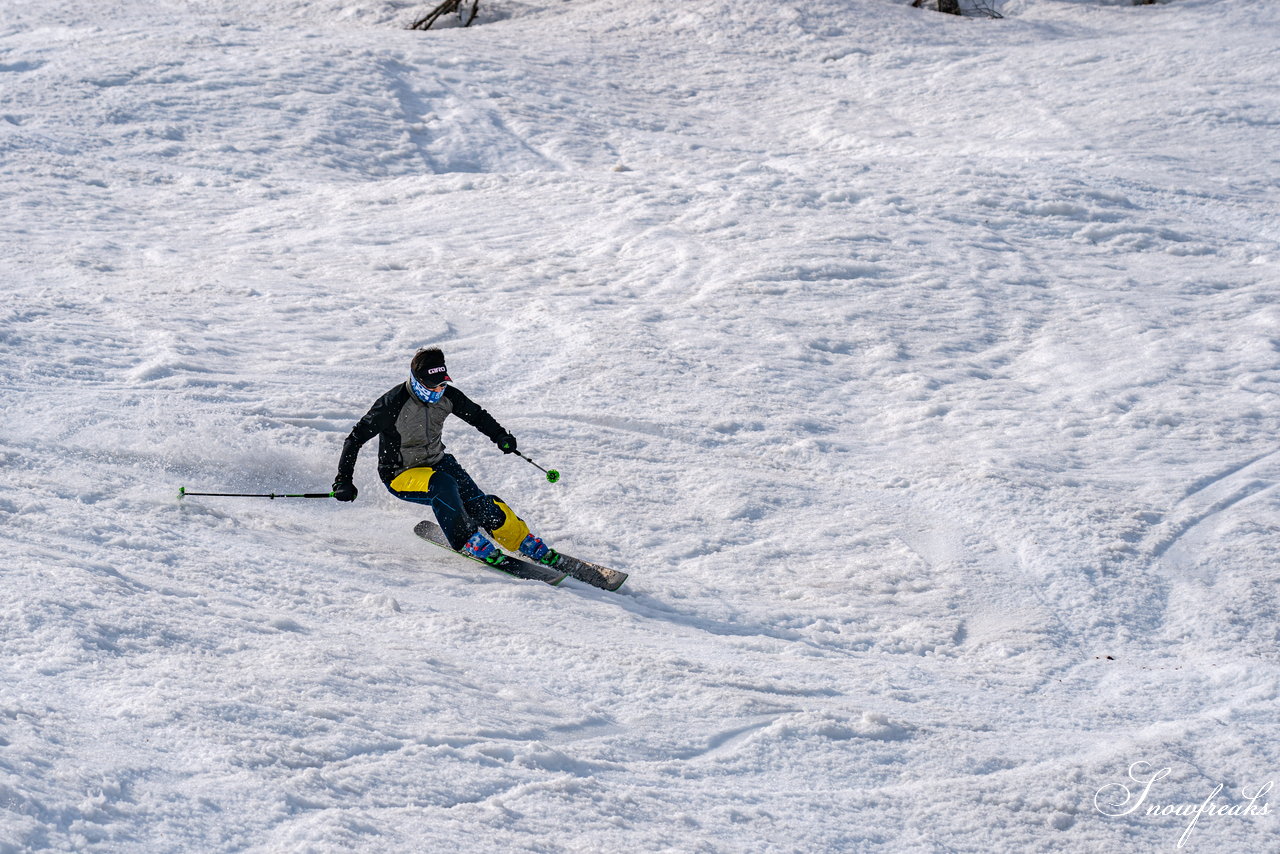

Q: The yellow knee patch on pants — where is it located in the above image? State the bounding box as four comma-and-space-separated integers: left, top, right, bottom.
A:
389, 467, 436, 493
488, 499, 529, 550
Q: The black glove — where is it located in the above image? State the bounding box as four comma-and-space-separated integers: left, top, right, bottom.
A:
332, 476, 358, 502
497, 433, 518, 455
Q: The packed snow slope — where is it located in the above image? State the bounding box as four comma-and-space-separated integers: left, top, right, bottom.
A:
2, 0, 1279, 851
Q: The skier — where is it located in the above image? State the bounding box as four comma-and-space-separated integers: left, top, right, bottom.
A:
331, 347, 559, 568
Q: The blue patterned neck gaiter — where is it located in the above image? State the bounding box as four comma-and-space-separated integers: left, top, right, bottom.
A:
410, 375, 445, 404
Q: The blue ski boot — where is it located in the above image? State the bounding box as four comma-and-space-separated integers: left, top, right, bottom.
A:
461, 531, 505, 566
519, 534, 561, 567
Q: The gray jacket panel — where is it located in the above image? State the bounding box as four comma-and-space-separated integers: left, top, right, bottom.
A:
394, 381, 453, 471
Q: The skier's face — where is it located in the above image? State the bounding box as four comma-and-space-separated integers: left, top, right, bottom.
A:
411, 374, 448, 404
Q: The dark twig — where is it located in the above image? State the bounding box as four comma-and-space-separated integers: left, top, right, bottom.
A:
912, 0, 1002, 18
409, 0, 479, 31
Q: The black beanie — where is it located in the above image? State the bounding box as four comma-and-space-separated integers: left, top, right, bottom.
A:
411, 348, 451, 384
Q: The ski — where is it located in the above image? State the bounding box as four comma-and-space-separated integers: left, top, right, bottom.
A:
413, 520, 567, 586
412, 520, 627, 591
547, 551, 628, 592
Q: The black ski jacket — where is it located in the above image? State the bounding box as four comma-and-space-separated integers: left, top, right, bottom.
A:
337, 383, 508, 485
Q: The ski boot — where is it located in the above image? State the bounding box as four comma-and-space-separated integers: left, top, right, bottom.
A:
461, 531, 505, 566
518, 534, 561, 567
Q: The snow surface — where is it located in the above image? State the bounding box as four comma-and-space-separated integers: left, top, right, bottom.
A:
2, 0, 1279, 851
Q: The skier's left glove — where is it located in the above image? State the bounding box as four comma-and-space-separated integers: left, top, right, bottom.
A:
497, 433, 518, 455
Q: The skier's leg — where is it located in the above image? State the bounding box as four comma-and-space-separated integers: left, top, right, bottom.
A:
479, 495, 557, 563
480, 496, 533, 550
388, 466, 480, 551
434, 455, 553, 560
431, 455, 515, 539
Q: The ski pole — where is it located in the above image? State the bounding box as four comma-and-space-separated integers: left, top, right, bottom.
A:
178, 487, 335, 500
513, 451, 560, 484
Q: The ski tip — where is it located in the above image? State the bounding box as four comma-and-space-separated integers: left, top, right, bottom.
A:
593, 571, 628, 592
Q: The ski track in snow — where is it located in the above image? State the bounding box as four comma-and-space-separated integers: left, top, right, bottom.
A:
2, 0, 1279, 851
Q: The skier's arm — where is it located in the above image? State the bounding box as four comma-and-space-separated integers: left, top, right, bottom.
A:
445, 386, 515, 452
334, 389, 399, 489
